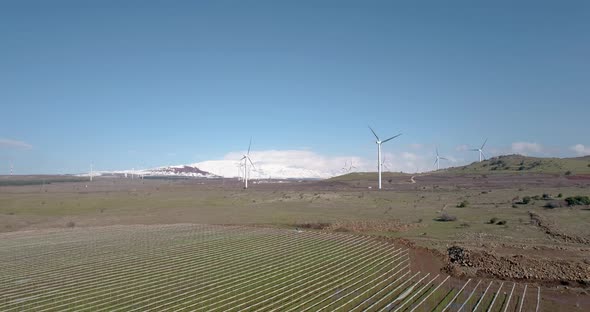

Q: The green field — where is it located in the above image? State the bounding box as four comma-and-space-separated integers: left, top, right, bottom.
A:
0, 224, 538, 311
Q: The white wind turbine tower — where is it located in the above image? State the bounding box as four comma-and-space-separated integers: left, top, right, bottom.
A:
90, 164, 93, 182
470, 138, 488, 162
369, 126, 402, 190
240, 139, 256, 189
433, 147, 448, 170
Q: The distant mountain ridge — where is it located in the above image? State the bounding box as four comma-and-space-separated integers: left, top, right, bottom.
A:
87, 154, 590, 180
88, 161, 335, 180
441, 154, 590, 174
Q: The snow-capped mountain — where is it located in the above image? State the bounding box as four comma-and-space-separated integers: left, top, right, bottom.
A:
85, 160, 337, 179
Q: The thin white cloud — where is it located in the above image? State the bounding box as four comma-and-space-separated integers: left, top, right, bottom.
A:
0, 138, 32, 150
195, 149, 446, 177
224, 150, 366, 174
408, 143, 423, 149
571, 144, 590, 156
511, 142, 542, 155
455, 144, 469, 152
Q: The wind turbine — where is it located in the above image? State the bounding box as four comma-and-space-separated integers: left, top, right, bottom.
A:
240, 138, 255, 189
90, 164, 93, 182
369, 126, 402, 190
341, 160, 349, 173
382, 155, 391, 172
433, 147, 448, 170
236, 163, 243, 181
349, 159, 357, 172
470, 139, 488, 162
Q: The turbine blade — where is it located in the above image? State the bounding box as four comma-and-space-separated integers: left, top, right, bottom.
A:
382, 133, 402, 143
247, 137, 252, 155
469, 149, 479, 151
368, 126, 379, 140
433, 159, 438, 166
440, 157, 448, 160
436, 147, 439, 156
481, 138, 488, 149
481, 151, 487, 160
247, 156, 255, 169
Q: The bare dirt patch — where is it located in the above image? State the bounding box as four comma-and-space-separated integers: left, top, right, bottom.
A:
294, 220, 422, 233
443, 245, 590, 287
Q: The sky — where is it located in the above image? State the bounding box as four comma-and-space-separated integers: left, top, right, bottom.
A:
1, 0, 589, 174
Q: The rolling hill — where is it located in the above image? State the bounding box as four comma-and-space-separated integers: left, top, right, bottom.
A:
441, 154, 590, 174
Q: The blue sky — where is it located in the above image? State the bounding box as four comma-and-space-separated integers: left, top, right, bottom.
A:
1, 0, 589, 174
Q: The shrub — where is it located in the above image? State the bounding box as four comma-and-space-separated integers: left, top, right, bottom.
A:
520, 196, 532, 204
565, 171, 572, 176
512, 204, 518, 208
66, 221, 76, 228
458, 222, 470, 228
542, 193, 552, 200
488, 217, 498, 224
544, 201, 563, 209
531, 195, 542, 200
456, 200, 469, 208
497, 220, 507, 225
557, 193, 563, 198
565, 196, 590, 206
437, 212, 457, 222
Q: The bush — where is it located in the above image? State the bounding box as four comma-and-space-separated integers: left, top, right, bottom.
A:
456, 200, 469, 208
565, 171, 572, 176
520, 196, 532, 204
437, 212, 457, 222
489, 217, 498, 224
458, 222, 470, 228
531, 195, 542, 200
497, 220, 507, 225
544, 201, 563, 209
66, 221, 76, 228
557, 193, 563, 198
565, 196, 590, 206
542, 193, 552, 200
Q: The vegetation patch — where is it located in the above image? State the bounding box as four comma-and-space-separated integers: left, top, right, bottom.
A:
456, 200, 469, 208
564, 196, 590, 206
436, 212, 457, 222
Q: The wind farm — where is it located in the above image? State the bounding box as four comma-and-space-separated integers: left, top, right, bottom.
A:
2, 1, 590, 311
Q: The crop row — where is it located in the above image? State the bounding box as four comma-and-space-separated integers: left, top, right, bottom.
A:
0, 224, 540, 311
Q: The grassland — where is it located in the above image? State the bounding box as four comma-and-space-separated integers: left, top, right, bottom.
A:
440, 154, 590, 175
0, 167, 589, 310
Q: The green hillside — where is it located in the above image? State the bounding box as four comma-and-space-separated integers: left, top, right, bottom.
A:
441, 154, 590, 174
